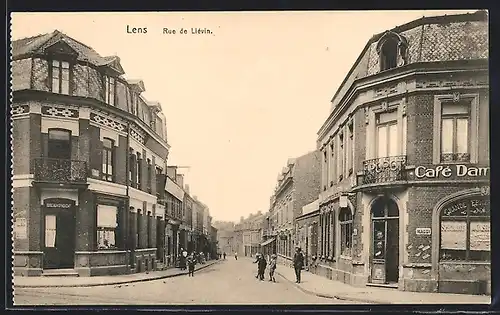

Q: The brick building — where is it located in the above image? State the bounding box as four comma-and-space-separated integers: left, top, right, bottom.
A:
12, 30, 170, 276
271, 151, 321, 266
315, 11, 489, 295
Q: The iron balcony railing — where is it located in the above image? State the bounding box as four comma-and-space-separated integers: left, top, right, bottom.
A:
33, 157, 87, 183
361, 155, 407, 185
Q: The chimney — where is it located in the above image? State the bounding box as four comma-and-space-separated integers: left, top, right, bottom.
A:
176, 174, 184, 187
184, 184, 190, 194
240, 216, 244, 223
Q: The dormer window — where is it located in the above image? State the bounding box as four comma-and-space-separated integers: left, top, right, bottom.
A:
50, 60, 70, 95
377, 31, 409, 72
104, 76, 116, 105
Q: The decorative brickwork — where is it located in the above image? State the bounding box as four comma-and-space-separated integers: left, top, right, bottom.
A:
41, 105, 79, 118
90, 112, 127, 133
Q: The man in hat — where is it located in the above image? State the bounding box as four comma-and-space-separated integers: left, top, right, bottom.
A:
293, 247, 304, 283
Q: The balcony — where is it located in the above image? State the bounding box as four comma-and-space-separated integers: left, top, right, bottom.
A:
360, 155, 407, 185
33, 158, 87, 184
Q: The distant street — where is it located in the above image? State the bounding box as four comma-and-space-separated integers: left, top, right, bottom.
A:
14, 257, 361, 305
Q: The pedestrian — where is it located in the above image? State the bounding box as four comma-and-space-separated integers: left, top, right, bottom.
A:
234, 252, 238, 260
223, 252, 226, 260
293, 247, 304, 283
258, 254, 267, 281
253, 253, 261, 279
182, 248, 188, 270
187, 253, 196, 277
269, 254, 277, 282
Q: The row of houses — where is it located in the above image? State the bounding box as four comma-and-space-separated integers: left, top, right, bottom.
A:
253, 11, 490, 296
11, 30, 218, 277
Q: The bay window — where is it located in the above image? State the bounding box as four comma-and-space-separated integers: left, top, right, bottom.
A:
97, 205, 118, 249
50, 60, 70, 95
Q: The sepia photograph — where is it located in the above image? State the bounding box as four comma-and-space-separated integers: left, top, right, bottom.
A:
10, 10, 490, 306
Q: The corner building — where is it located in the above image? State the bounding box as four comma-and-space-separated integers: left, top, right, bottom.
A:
315, 11, 489, 294
12, 30, 170, 276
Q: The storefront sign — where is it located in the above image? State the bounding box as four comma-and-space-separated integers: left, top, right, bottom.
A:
46, 202, 72, 208
14, 218, 27, 239
470, 222, 490, 251
413, 165, 489, 180
441, 221, 467, 250
415, 228, 431, 235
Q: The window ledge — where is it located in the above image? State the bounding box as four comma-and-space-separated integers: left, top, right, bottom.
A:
439, 261, 490, 265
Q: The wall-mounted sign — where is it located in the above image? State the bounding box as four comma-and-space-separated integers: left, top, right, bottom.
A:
415, 227, 431, 235
46, 202, 73, 208
412, 164, 489, 180
14, 218, 27, 239
470, 222, 490, 251
441, 221, 467, 250
339, 195, 348, 208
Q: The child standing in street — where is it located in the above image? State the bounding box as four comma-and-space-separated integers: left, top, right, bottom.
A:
187, 253, 196, 277
269, 254, 277, 282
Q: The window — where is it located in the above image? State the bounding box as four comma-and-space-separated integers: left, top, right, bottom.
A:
104, 76, 116, 105
380, 38, 398, 71
48, 129, 71, 159
440, 102, 470, 163
136, 152, 142, 189
102, 138, 114, 182
97, 205, 118, 249
136, 210, 142, 248
131, 93, 139, 115
376, 110, 398, 158
339, 208, 353, 257
45, 215, 57, 247
329, 142, 335, 186
338, 133, 344, 181
322, 149, 328, 190
128, 149, 135, 187
156, 166, 163, 175
147, 159, 152, 193
348, 124, 354, 174
440, 196, 490, 261
50, 60, 70, 95
147, 211, 152, 248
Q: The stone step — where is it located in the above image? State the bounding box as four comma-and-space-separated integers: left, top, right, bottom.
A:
42, 268, 79, 277
366, 282, 398, 289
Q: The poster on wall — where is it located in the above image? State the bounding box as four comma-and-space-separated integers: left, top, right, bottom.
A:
441, 221, 467, 250
470, 222, 490, 251
14, 218, 27, 239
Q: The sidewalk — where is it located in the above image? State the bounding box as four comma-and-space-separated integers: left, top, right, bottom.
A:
276, 266, 491, 304
14, 260, 220, 288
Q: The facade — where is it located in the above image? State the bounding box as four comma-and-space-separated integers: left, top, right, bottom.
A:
315, 11, 489, 295
213, 221, 235, 255
210, 226, 218, 259
183, 186, 195, 252
12, 30, 169, 276
295, 199, 320, 271
272, 151, 321, 266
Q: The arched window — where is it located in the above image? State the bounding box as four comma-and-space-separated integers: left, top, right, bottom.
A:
102, 138, 114, 182
439, 195, 490, 261
339, 207, 353, 257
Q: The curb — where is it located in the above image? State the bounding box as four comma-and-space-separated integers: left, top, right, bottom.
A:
14, 260, 221, 289
275, 270, 387, 304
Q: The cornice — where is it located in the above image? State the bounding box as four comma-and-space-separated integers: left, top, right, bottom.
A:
13, 89, 170, 150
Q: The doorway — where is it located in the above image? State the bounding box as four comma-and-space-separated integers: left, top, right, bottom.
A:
42, 202, 76, 269
370, 196, 400, 284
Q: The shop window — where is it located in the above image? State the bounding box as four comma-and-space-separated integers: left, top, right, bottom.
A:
339, 208, 353, 257
440, 196, 490, 261
104, 76, 116, 105
97, 205, 118, 250
50, 60, 70, 95
440, 102, 470, 163
376, 110, 398, 158
102, 138, 114, 182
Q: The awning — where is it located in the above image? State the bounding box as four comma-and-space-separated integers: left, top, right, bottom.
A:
261, 238, 276, 247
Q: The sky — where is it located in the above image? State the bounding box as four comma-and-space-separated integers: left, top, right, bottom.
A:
11, 10, 476, 222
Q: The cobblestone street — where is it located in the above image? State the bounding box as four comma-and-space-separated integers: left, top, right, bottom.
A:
14, 257, 360, 305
